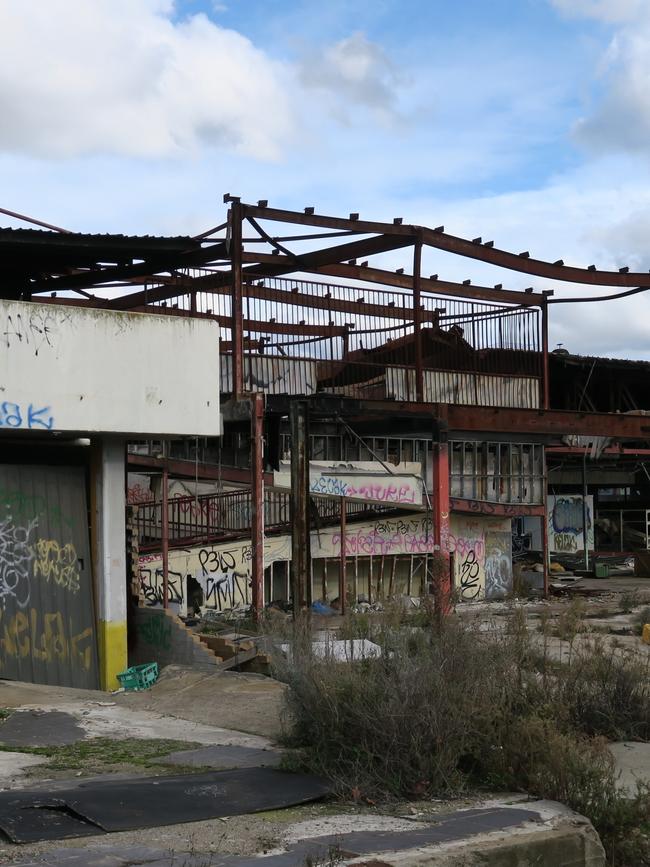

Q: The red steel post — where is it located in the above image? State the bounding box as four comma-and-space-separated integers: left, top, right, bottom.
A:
251, 393, 265, 616
230, 201, 244, 397
339, 497, 347, 614
432, 437, 451, 611
162, 466, 169, 609
413, 234, 424, 403
541, 297, 550, 410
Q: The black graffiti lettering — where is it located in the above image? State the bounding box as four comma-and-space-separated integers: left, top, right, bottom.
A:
459, 550, 481, 601
198, 548, 236, 577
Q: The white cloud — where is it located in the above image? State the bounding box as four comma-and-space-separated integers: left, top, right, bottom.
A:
549, 0, 650, 155
550, 0, 648, 23
0, 0, 293, 160
298, 32, 401, 122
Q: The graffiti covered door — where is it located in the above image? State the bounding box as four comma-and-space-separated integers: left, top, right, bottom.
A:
0, 465, 99, 688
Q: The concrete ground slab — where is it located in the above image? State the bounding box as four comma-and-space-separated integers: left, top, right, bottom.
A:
8, 801, 606, 866
116, 666, 286, 740
0, 681, 274, 750
0, 711, 85, 748
152, 744, 282, 769
610, 741, 650, 796
0, 751, 47, 782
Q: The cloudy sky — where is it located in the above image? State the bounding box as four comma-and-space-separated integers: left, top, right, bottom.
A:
1, 0, 650, 357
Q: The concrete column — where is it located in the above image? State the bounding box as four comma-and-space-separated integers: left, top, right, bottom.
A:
92, 437, 128, 690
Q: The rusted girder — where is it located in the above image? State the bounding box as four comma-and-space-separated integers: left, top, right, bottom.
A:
241, 202, 650, 288
242, 252, 544, 307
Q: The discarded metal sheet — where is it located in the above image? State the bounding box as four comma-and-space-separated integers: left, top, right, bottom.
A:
0, 796, 101, 844
0, 768, 330, 842
67, 768, 330, 832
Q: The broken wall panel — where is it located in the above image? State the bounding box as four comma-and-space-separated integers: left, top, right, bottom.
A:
220, 355, 318, 396
386, 368, 540, 409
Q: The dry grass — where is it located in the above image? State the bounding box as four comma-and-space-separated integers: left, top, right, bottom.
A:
272, 605, 650, 865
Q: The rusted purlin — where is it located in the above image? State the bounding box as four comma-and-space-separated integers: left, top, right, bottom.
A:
242, 203, 650, 287
251, 393, 265, 616
290, 399, 311, 615
339, 497, 347, 615
413, 232, 424, 402
161, 465, 169, 609
243, 253, 544, 307
229, 199, 244, 397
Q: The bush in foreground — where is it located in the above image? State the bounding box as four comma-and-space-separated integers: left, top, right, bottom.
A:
274, 609, 650, 865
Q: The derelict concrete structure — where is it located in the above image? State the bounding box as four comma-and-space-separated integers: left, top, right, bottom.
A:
3, 201, 650, 684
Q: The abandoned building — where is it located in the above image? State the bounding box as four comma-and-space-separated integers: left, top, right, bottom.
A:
2, 197, 650, 691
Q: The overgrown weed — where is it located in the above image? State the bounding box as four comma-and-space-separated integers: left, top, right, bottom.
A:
272, 604, 650, 865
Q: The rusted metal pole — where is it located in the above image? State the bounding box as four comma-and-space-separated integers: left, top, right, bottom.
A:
230, 201, 244, 397
541, 297, 550, 410
542, 447, 549, 595
413, 234, 424, 402
251, 393, 265, 616
290, 399, 311, 615
339, 497, 347, 614
432, 432, 451, 612
162, 466, 169, 609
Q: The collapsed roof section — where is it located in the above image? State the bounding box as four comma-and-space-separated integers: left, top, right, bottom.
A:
2, 196, 649, 413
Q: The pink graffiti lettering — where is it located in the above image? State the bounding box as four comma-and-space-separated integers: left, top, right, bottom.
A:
345, 483, 417, 504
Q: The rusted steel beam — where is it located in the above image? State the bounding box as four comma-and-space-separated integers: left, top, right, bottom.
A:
237, 276, 440, 322
339, 497, 347, 615
231, 201, 244, 396
310, 263, 542, 307
240, 253, 542, 307
290, 399, 311, 614
419, 226, 650, 287
126, 453, 275, 485
449, 497, 545, 517
250, 393, 265, 616
541, 298, 550, 409
31, 242, 227, 299
443, 405, 650, 439
241, 203, 650, 287
413, 234, 424, 402
432, 441, 451, 613
162, 465, 169, 609
242, 203, 417, 237
108, 232, 415, 310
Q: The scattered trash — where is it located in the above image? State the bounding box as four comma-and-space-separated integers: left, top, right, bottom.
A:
116, 662, 159, 692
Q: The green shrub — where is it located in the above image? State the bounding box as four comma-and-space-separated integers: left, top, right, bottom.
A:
274, 609, 650, 865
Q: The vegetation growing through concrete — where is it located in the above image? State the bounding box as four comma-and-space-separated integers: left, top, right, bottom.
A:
0, 737, 203, 774
274, 603, 650, 865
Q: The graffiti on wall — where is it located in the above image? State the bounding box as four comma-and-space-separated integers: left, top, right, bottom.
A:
484, 531, 512, 599
327, 515, 435, 558
548, 495, 594, 554
448, 515, 512, 601
140, 512, 515, 612
137, 614, 172, 651
0, 466, 98, 688
0, 516, 37, 609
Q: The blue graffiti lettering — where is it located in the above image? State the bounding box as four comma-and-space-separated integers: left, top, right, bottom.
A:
0, 401, 54, 430
27, 405, 54, 430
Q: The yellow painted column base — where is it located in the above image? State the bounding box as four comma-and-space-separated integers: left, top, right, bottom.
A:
97, 620, 128, 691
